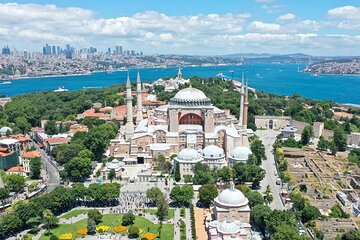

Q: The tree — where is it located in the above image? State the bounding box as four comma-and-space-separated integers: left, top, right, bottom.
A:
333, 127, 347, 151
245, 191, 265, 208
87, 218, 96, 235
42, 209, 58, 236
329, 203, 349, 219
251, 204, 272, 232
233, 162, 265, 185
192, 163, 215, 185
263, 185, 274, 205
170, 185, 194, 206
72, 182, 87, 200
0, 188, 9, 206
349, 148, 360, 167
290, 189, 308, 211
301, 126, 313, 145
271, 223, 307, 240
122, 210, 135, 226
64, 156, 92, 181
329, 140, 337, 155
156, 194, 169, 220
44, 120, 58, 135
88, 209, 103, 224
108, 169, 116, 183
15, 117, 31, 134
52, 143, 85, 165
146, 187, 162, 204
199, 184, 218, 207
341, 230, 360, 240
250, 138, 266, 164
30, 157, 42, 179
317, 136, 328, 151
301, 204, 321, 223
174, 162, 181, 182
217, 166, 234, 182
3, 174, 25, 192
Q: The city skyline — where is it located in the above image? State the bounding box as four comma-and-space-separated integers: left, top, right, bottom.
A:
0, 1, 359, 55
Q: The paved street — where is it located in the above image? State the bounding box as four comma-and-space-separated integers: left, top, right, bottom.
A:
185, 208, 192, 240
39, 148, 60, 192
256, 129, 285, 210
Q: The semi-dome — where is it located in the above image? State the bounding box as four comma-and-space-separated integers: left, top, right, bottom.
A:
176, 148, 203, 163
202, 145, 224, 159
218, 221, 240, 234
215, 182, 249, 207
230, 146, 252, 161
170, 87, 211, 106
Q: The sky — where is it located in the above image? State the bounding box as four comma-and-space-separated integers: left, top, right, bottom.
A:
0, 0, 360, 55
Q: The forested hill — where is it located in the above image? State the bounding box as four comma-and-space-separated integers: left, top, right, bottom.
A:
0, 76, 340, 134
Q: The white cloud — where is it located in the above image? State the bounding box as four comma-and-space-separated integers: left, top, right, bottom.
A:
328, 6, 360, 20
261, 4, 284, 13
0, 3, 358, 55
278, 13, 296, 21
248, 21, 281, 33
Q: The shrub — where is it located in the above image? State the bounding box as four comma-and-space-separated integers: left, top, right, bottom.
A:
96, 225, 110, 232
113, 226, 127, 233
76, 228, 88, 235
143, 232, 157, 240
58, 233, 73, 240
128, 226, 140, 238
49, 235, 58, 240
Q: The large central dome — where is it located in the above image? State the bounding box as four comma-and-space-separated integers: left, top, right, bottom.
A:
170, 87, 211, 106
214, 182, 249, 207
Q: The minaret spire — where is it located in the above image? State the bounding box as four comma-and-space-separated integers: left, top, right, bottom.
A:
243, 78, 249, 130
238, 72, 245, 128
136, 70, 143, 124
125, 71, 134, 140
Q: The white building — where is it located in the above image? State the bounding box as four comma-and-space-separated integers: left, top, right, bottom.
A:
174, 148, 203, 179
228, 146, 252, 166
201, 145, 226, 170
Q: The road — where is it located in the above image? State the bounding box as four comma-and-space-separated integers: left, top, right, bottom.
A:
256, 129, 285, 210
174, 208, 180, 240
39, 148, 60, 192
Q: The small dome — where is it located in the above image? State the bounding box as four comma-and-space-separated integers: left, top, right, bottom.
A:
215, 182, 249, 207
230, 146, 252, 161
170, 87, 211, 106
0, 126, 12, 133
202, 145, 224, 159
176, 148, 203, 162
218, 221, 240, 234
107, 159, 124, 169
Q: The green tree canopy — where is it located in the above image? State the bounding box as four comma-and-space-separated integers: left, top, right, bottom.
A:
199, 184, 218, 207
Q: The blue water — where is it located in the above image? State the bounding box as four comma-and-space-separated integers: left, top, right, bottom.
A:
1, 64, 359, 104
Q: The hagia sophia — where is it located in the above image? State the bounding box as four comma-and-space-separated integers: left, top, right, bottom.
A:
108, 69, 253, 180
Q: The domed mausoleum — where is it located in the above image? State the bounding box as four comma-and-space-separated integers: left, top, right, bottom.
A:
228, 146, 252, 166
213, 182, 250, 223
201, 145, 226, 169
174, 148, 203, 178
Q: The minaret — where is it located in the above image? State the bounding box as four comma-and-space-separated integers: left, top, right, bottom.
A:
238, 72, 245, 129
177, 67, 182, 79
136, 70, 143, 124
125, 71, 134, 140
243, 79, 249, 130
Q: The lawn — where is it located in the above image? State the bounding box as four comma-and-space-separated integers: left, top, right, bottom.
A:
144, 208, 175, 219
59, 209, 89, 219
39, 213, 173, 240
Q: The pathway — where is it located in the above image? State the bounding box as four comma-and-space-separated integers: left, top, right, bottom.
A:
174, 208, 180, 240
185, 208, 192, 240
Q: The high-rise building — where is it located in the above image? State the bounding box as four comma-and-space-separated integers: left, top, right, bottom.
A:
66, 44, 71, 52
1, 46, 10, 55
115, 45, 123, 55
42, 44, 51, 55
52, 46, 56, 55
57, 46, 61, 55
108, 48, 111, 54
131, 50, 135, 56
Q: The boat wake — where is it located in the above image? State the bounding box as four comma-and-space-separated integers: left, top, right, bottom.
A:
256, 73, 264, 79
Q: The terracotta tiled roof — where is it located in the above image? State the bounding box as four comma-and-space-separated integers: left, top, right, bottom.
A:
45, 138, 69, 144
82, 109, 110, 118
7, 166, 24, 172
22, 151, 41, 159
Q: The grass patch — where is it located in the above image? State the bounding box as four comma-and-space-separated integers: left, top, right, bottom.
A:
59, 209, 89, 219
144, 208, 175, 219
39, 213, 173, 240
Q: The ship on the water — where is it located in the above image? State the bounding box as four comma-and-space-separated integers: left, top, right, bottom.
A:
54, 86, 69, 92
